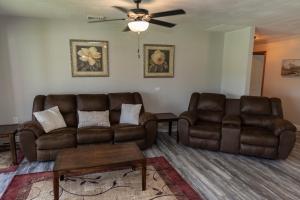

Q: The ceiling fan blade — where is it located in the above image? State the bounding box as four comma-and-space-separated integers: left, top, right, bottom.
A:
149, 19, 176, 28
88, 18, 126, 23
150, 9, 186, 18
88, 16, 103, 20
112, 6, 129, 13
123, 25, 130, 32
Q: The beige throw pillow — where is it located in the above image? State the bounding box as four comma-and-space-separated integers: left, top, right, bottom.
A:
33, 106, 67, 133
119, 104, 142, 125
78, 110, 110, 128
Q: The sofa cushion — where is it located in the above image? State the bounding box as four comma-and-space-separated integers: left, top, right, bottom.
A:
33, 106, 67, 133
78, 110, 110, 128
189, 137, 219, 151
109, 93, 135, 111
197, 93, 226, 112
241, 127, 278, 147
240, 144, 277, 159
120, 104, 142, 125
196, 93, 225, 123
36, 128, 76, 150
190, 122, 221, 140
114, 124, 145, 142
270, 98, 283, 118
108, 93, 136, 124
77, 127, 113, 145
77, 94, 109, 111
241, 114, 274, 130
197, 110, 224, 123
241, 96, 271, 115
44, 95, 77, 127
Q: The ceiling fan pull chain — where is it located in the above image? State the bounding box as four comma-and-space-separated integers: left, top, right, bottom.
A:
137, 32, 141, 59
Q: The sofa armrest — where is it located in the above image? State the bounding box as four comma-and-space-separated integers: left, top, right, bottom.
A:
179, 111, 197, 126
278, 130, 296, 159
18, 121, 42, 162
139, 112, 157, 148
139, 112, 157, 126
272, 118, 296, 136
222, 115, 241, 128
144, 120, 157, 148
18, 121, 44, 137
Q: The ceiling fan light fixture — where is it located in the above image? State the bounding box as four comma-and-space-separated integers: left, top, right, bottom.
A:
128, 20, 149, 32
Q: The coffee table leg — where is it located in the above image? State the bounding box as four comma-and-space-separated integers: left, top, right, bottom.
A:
53, 172, 59, 200
9, 132, 17, 165
142, 160, 146, 191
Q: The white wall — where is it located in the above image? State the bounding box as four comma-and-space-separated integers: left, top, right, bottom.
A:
255, 37, 300, 127
221, 26, 255, 98
0, 18, 16, 124
0, 16, 224, 124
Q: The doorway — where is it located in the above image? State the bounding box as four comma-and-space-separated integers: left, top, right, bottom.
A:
249, 51, 266, 96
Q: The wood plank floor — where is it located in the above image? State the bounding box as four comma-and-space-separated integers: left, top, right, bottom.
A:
0, 132, 300, 199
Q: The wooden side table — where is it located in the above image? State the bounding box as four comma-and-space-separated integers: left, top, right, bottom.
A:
155, 113, 179, 143
0, 124, 19, 165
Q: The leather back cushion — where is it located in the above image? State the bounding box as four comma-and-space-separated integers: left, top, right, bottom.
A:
197, 93, 225, 123
241, 96, 274, 129
270, 98, 283, 118
188, 93, 200, 111
197, 93, 226, 111
109, 93, 135, 111
240, 96, 271, 115
77, 94, 108, 111
241, 114, 274, 130
44, 95, 77, 127
32, 95, 46, 121
108, 92, 144, 124
197, 110, 224, 123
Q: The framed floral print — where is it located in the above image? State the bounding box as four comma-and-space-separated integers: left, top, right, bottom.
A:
70, 39, 109, 77
144, 44, 175, 78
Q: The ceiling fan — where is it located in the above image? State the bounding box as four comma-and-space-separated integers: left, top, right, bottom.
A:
88, 0, 186, 33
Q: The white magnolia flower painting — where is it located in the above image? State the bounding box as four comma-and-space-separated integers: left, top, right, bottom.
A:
77, 47, 101, 66
70, 40, 109, 77
144, 44, 175, 78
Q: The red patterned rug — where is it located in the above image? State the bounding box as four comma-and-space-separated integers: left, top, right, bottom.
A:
0, 151, 24, 173
2, 157, 202, 200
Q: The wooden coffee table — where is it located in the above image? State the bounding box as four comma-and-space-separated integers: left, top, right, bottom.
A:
53, 143, 146, 200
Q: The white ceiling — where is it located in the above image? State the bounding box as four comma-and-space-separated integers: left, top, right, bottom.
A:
1, 0, 300, 42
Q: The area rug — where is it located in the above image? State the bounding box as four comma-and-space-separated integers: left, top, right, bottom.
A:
0, 151, 23, 173
2, 157, 202, 200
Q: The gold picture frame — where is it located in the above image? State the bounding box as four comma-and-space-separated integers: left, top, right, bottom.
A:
70, 39, 109, 77
144, 44, 175, 78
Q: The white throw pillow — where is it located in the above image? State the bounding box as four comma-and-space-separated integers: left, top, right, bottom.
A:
78, 110, 110, 128
119, 104, 142, 125
33, 106, 67, 133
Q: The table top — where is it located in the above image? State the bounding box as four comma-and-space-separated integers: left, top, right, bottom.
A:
155, 113, 178, 121
0, 124, 19, 136
54, 143, 145, 172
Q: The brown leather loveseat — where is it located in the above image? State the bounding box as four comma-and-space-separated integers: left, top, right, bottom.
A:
178, 93, 296, 159
19, 92, 157, 162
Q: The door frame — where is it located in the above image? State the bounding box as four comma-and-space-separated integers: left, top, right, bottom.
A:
252, 51, 267, 96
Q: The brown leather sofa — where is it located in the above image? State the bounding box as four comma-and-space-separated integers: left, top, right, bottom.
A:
19, 92, 157, 162
178, 93, 297, 159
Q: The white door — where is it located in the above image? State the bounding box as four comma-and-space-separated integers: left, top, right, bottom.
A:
250, 54, 265, 96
